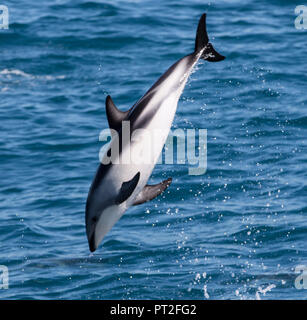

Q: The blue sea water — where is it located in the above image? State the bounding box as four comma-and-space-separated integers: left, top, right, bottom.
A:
0, 0, 306, 300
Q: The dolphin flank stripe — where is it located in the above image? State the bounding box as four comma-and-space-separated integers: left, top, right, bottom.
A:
115, 172, 141, 205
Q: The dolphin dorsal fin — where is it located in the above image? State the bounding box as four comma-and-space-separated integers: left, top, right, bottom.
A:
133, 178, 172, 206
105, 95, 129, 133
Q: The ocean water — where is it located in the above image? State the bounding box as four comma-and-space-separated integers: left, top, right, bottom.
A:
0, 0, 306, 300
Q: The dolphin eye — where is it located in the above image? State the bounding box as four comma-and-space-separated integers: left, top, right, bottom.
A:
92, 217, 97, 223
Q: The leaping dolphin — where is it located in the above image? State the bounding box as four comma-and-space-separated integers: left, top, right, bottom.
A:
86, 13, 225, 252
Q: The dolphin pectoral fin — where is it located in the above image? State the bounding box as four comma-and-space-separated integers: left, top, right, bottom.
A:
133, 178, 172, 206
194, 14, 225, 62
105, 95, 130, 133
115, 172, 141, 204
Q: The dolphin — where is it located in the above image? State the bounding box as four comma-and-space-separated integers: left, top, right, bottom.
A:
85, 13, 225, 252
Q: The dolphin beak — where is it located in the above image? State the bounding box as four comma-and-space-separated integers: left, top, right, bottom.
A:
89, 231, 97, 252
87, 221, 97, 252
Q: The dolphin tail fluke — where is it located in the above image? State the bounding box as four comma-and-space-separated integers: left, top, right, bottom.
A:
195, 14, 225, 62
